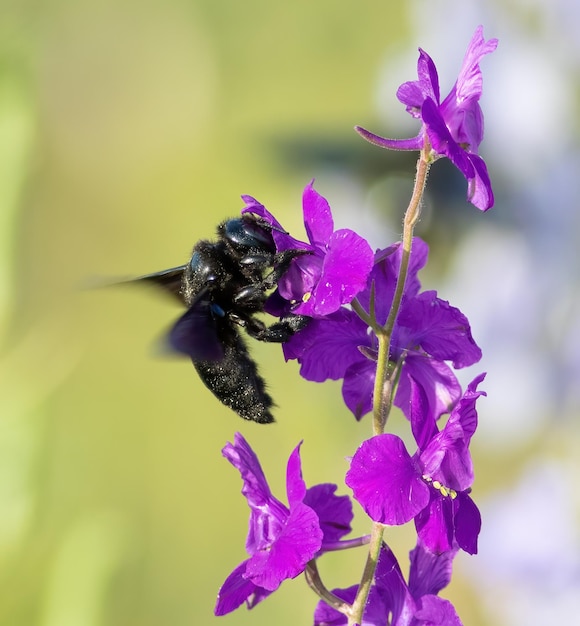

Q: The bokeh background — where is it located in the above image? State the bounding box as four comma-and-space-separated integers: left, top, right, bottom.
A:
1, 0, 579, 624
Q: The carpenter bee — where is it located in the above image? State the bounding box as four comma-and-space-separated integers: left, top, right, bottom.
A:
132, 214, 309, 423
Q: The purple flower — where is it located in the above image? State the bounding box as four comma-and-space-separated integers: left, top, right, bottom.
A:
313, 543, 463, 626
284, 238, 481, 421
345, 375, 485, 555
215, 433, 352, 615
242, 181, 374, 317
356, 26, 498, 210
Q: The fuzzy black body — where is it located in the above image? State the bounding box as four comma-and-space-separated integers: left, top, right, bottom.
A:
134, 215, 308, 423
194, 332, 274, 424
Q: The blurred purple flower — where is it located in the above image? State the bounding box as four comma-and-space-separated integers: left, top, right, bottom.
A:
356, 26, 498, 210
313, 543, 462, 626
284, 239, 481, 421
215, 433, 352, 616
345, 375, 485, 554
242, 181, 374, 317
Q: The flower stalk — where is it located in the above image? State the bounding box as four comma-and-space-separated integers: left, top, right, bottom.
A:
351, 147, 431, 621
372, 149, 430, 435
349, 522, 385, 626
212, 25, 496, 626
305, 561, 351, 615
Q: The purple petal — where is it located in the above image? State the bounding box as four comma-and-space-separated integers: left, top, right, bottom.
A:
466, 152, 494, 210
396, 79, 425, 114
285, 442, 307, 506
355, 125, 424, 151
415, 493, 454, 554
241, 194, 311, 251
416, 48, 440, 103
454, 26, 498, 104
263, 288, 293, 317
247, 508, 287, 555
408, 541, 457, 599
240, 195, 285, 231
395, 355, 462, 422
355, 245, 399, 323
315, 547, 410, 626
295, 229, 373, 317
214, 561, 271, 616
403, 238, 430, 298
365, 586, 401, 626
421, 417, 473, 493
342, 359, 376, 420
457, 373, 487, 442
357, 238, 429, 326
413, 595, 463, 626
244, 501, 322, 590
313, 587, 356, 626
346, 435, 430, 526
277, 251, 322, 304
439, 26, 497, 152
408, 377, 439, 451
302, 181, 334, 245
284, 309, 369, 382
423, 375, 485, 491
395, 48, 440, 116
422, 98, 475, 178
454, 491, 481, 555
415, 490, 481, 556
222, 433, 272, 509
399, 292, 482, 368
222, 434, 289, 556
303, 483, 353, 545
422, 98, 494, 211
442, 97, 485, 150
246, 585, 273, 609
374, 544, 416, 626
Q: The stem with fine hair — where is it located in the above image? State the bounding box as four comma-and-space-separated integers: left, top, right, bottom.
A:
349, 147, 430, 626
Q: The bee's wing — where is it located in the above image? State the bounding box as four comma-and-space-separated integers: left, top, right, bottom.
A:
167, 291, 225, 361
128, 265, 187, 303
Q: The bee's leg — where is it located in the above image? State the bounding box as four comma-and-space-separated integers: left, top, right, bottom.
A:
243, 314, 310, 343
232, 284, 267, 309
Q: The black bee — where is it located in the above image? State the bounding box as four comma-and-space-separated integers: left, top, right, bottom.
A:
132, 214, 309, 423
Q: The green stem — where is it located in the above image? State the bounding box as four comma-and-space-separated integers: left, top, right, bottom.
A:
372, 152, 430, 434
371, 331, 390, 434
351, 297, 378, 334
383, 153, 430, 337
350, 149, 431, 626
304, 561, 350, 615
348, 523, 384, 626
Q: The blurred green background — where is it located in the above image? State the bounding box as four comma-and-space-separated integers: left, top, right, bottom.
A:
1, 1, 579, 625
